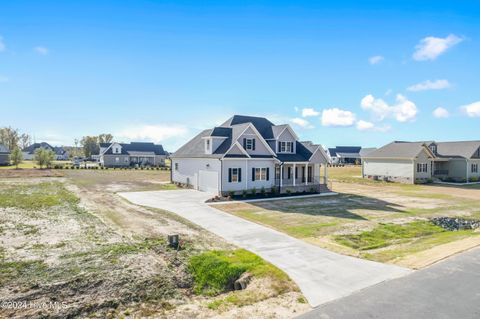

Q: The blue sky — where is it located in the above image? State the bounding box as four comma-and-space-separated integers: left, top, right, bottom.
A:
1, 1, 479, 150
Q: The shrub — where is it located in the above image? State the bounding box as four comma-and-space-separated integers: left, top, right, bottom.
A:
309, 187, 316, 193
250, 187, 256, 196
469, 176, 479, 183
270, 186, 277, 195
188, 251, 247, 296
228, 191, 235, 198
260, 187, 266, 196
285, 189, 291, 195
242, 190, 247, 198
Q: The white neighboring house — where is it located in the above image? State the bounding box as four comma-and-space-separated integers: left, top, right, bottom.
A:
362, 141, 480, 184
170, 115, 330, 195
22, 142, 69, 160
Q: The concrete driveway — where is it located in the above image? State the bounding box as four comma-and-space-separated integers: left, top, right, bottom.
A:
119, 189, 410, 307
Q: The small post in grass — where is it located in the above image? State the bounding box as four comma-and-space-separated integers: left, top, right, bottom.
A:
168, 234, 180, 249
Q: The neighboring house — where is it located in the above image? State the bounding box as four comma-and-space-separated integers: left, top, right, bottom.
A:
0, 144, 10, 166
362, 141, 480, 184
22, 142, 69, 160
99, 142, 167, 167
170, 115, 330, 195
328, 146, 362, 164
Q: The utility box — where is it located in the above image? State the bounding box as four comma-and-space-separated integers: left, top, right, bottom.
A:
168, 234, 179, 249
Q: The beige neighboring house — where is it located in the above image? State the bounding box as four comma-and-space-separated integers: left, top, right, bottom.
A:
362, 141, 480, 184
170, 115, 330, 195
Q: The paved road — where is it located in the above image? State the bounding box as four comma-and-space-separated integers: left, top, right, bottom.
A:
298, 246, 480, 319
119, 189, 410, 307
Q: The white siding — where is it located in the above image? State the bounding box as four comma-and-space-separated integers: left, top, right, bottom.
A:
413, 151, 432, 180
171, 158, 221, 191
363, 159, 414, 183
238, 127, 272, 156
222, 159, 276, 193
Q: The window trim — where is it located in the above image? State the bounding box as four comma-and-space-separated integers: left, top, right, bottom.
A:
278, 141, 294, 153
245, 138, 254, 150
472, 163, 478, 173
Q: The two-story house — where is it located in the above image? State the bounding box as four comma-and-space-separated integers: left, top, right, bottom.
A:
170, 115, 330, 195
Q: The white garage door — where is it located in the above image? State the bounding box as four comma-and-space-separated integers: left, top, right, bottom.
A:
198, 170, 219, 195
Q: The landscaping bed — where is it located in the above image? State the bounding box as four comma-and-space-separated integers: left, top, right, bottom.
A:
207, 191, 321, 203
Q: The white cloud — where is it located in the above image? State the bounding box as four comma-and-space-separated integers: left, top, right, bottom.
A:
361, 94, 418, 122
116, 124, 189, 143
290, 117, 314, 129
321, 108, 356, 127
34, 46, 49, 55
369, 55, 384, 65
356, 120, 391, 132
0, 36, 5, 52
413, 34, 463, 61
356, 120, 374, 131
0, 75, 8, 83
433, 107, 450, 118
461, 101, 480, 118
407, 79, 451, 92
301, 108, 320, 117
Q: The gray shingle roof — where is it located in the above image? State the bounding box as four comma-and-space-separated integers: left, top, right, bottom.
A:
328, 146, 361, 157
104, 142, 166, 156
435, 141, 480, 159
0, 144, 10, 154
172, 115, 317, 162
359, 148, 377, 157
364, 142, 431, 159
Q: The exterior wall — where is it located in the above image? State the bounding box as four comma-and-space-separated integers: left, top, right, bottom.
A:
103, 155, 130, 167
447, 159, 467, 180
363, 158, 414, 184
238, 127, 272, 156
221, 158, 276, 193
154, 155, 166, 166
309, 148, 328, 164
171, 157, 221, 190
0, 154, 9, 165
413, 151, 433, 181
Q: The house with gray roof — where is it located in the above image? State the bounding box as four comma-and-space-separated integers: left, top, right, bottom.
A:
0, 144, 10, 165
362, 141, 480, 184
99, 142, 167, 167
327, 146, 362, 164
22, 142, 69, 161
170, 115, 330, 195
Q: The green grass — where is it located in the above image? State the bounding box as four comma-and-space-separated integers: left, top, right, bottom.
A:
0, 259, 48, 285
188, 249, 291, 296
0, 160, 69, 170
0, 182, 79, 210
334, 221, 446, 250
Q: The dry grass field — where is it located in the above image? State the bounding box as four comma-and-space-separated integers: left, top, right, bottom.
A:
0, 169, 308, 319
216, 166, 480, 269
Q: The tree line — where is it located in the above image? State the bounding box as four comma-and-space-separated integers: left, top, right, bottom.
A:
1, 126, 114, 168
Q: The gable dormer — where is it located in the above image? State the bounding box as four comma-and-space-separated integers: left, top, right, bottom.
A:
111, 143, 122, 154
237, 125, 275, 156
275, 125, 298, 154
428, 142, 437, 155
203, 136, 227, 154
473, 146, 480, 159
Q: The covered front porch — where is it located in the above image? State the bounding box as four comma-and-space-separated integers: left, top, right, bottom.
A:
274, 162, 329, 193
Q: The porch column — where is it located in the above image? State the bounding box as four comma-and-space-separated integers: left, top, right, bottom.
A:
280, 165, 283, 187
305, 164, 308, 185
323, 164, 328, 184
293, 163, 296, 186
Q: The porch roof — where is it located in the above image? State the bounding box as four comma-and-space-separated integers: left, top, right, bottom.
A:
127, 151, 156, 156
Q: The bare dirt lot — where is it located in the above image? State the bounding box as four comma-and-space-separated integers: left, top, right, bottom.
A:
0, 169, 308, 319
216, 167, 480, 269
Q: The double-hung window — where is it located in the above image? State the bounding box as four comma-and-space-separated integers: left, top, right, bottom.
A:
279, 141, 294, 153
472, 163, 479, 173
417, 163, 428, 173
255, 168, 267, 181
231, 168, 240, 182
245, 138, 253, 150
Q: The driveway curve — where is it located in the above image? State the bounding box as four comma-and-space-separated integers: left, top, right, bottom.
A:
119, 189, 410, 307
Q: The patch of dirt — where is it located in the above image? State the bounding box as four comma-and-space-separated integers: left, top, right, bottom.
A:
0, 169, 63, 178
396, 235, 480, 269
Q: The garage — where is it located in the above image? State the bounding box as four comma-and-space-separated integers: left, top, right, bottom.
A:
198, 170, 219, 195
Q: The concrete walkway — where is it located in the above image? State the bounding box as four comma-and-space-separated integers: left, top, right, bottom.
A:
119, 189, 410, 307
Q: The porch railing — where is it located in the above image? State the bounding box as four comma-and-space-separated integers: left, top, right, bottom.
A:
274, 177, 327, 186
433, 170, 449, 176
